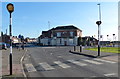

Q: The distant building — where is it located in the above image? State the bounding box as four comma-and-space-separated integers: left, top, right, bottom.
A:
0, 32, 10, 44
81, 36, 98, 46
0, 32, 19, 44
12, 36, 19, 43
25, 37, 37, 43
38, 25, 82, 46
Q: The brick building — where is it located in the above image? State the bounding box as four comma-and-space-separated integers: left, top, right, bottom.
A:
38, 25, 82, 46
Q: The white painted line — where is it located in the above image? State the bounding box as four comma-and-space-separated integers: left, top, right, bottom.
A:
20, 49, 27, 77
39, 62, 55, 71
25, 64, 36, 72
91, 76, 97, 77
93, 58, 116, 64
58, 56, 62, 58
42, 47, 56, 48
104, 73, 117, 77
67, 60, 87, 66
82, 59, 103, 65
54, 61, 71, 68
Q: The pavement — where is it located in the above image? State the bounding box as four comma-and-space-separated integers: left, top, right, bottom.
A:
1, 48, 26, 79
70, 47, 119, 62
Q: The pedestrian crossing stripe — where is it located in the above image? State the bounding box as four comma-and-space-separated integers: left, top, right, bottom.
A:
82, 59, 103, 65
25, 59, 116, 72
54, 61, 71, 68
25, 64, 36, 72
39, 62, 55, 71
67, 60, 87, 66
104, 73, 117, 77
93, 58, 116, 64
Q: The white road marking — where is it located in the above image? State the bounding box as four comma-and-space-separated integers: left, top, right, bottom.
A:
104, 73, 117, 77
54, 61, 71, 68
93, 58, 116, 64
91, 76, 97, 77
82, 59, 103, 65
41, 47, 56, 48
58, 56, 62, 58
39, 62, 55, 71
25, 64, 36, 72
67, 60, 87, 66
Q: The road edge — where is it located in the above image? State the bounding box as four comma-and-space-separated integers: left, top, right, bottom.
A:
20, 49, 27, 78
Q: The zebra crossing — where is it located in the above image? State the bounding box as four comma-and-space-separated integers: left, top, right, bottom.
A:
67, 60, 87, 66
82, 59, 103, 65
25, 64, 37, 72
24, 58, 117, 73
39, 62, 55, 71
54, 61, 71, 68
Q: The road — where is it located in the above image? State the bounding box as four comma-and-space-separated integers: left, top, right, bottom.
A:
23, 46, 118, 78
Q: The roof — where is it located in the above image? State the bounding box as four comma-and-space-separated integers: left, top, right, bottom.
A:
42, 31, 48, 34
50, 25, 82, 32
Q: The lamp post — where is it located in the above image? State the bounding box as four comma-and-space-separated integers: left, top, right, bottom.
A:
6, 3, 14, 75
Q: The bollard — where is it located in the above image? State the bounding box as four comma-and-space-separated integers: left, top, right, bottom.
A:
74, 46, 76, 51
80, 45, 82, 52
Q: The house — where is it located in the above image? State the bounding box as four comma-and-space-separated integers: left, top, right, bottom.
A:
12, 36, 19, 43
80, 36, 98, 46
38, 25, 82, 46
0, 32, 10, 44
25, 37, 37, 43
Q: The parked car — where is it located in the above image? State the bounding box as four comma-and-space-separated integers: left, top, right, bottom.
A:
0, 42, 7, 50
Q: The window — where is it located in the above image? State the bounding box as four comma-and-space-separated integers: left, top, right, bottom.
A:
60, 39, 62, 44
70, 32, 73, 37
57, 32, 61, 37
69, 39, 73, 45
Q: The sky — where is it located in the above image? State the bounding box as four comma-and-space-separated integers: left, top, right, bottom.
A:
1, 2, 118, 41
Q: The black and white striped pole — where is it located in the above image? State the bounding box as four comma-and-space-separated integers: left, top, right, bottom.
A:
7, 3, 14, 75
96, 21, 102, 56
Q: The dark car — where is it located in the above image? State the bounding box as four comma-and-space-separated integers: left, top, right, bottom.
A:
0, 42, 7, 50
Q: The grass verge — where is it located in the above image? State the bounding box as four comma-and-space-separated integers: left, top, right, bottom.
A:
85, 47, 120, 53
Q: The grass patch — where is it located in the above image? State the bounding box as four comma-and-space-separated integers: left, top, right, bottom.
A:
85, 47, 120, 53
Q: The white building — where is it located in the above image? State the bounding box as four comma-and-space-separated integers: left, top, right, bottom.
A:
38, 25, 82, 46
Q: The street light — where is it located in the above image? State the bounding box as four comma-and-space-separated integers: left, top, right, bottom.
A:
6, 3, 14, 75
